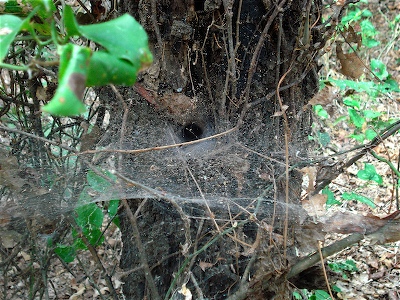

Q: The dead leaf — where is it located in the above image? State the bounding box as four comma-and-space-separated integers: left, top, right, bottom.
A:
307, 85, 339, 107
273, 105, 289, 116
199, 261, 215, 272
343, 25, 362, 49
302, 194, 327, 217
336, 43, 364, 79
301, 166, 317, 194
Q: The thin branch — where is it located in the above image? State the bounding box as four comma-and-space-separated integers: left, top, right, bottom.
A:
313, 119, 400, 194
318, 240, 335, 299
240, 0, 287, 124
79, 127, 237, 155
69, 217, 119, 300
121, 198, 161, 300
287, 233, 364, 279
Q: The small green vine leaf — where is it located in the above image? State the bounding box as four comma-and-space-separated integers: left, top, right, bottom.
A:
357, 163, 383, 185
341, 192, 376, 208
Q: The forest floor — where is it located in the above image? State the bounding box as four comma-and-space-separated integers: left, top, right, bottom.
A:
312, 0, 400, 299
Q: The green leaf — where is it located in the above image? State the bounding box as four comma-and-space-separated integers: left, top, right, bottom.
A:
341, 192, 376, 208
341, 8, 362, 25
343, 97, 360, 109
348, 108, 365, 128
79, 14, 153, 67
42, 44, 90, 116
361, 9, 373, 17
370, 59, 389, 80
363, 110, 381, 119
82, 226, 104, 246
329, 259, 358, 272
108, 200, 119, 218
360, 19, 378, 37
357, 163, 383, 185
383, 77, 400, 93
328, 79, 378, 96
313, 104, 329, 119
317, 131, 330, 147
313, 290, 331, 300
86, 170, 116, 193
322, 187, 342, 207
63, 5, 81, 37
363, 38, 380, 48
332, 285, 341, 293
364, 128, 377, 140
0, 15, 24, 62
54, 245, 76, 263
75, 203, 104, 229
3, 1, 23, 14
350, 132, 366, 143
29, 0, 56, 20
86, 51, 140, 86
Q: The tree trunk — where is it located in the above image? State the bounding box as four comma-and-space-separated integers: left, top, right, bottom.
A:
107, 0, 323, 298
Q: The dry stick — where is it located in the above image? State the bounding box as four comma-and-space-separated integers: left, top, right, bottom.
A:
201, 19, 215, 106
189, 272, 205, 300
74, 256, 108, 300
78, 127, 237, 155
223, 0, 238, 98
111, 85, 161, 300
287, 233, 364, 279
276, 61, 293, 262
69, 218, 119, 300
312, 119, 400, 195
238, 0, 286, 128
150, 0, 163, 59
317, 240, 335, 300
121, 198, 161, 300
112, 171, 193, 273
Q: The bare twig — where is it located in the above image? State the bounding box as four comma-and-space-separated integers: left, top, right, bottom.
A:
122, 198, 161, 300
69, 218, 119, 300
240, 0, 287, 122
313, 119, 400, 194
318, 240, 335, 299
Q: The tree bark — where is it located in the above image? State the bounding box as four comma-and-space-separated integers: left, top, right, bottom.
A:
110, 0, 324, 298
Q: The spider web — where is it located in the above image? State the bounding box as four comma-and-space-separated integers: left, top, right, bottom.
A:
0, 90, 308, 229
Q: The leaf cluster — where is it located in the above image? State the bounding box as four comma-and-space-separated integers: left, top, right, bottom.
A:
0, 1, 153, 116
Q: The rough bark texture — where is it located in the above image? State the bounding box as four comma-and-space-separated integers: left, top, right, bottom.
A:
106, 0, 323, 298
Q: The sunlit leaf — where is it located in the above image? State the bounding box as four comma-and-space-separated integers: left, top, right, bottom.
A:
86, 51, 140, 86
370, 59, 389, 80
63, 5, 80, 37
357, 163, 383, 185
363, 110, 381, 119
364, 128, 377, 140
0, 15, 24, 62
79, 14, 153, 67
313, 104, 329, 119
313, 290, 331, 300
75, 203, 104, 229
341, 192, 376, 208
343, 97, 360, 109
348, 108, 365, 128
322, 187, 342, 207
